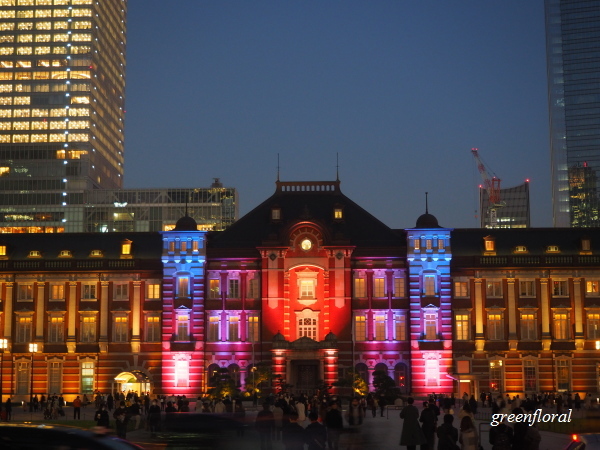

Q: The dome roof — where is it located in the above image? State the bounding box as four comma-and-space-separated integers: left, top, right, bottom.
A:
174, 214, 198, 231
415, 213, 441, 228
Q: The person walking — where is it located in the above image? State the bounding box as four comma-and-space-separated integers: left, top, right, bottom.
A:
400, 397, 428, 450
147, 399, 161, 438
5, 398, 12, 421
113, 401, 129, 439
436, 414, 459, 450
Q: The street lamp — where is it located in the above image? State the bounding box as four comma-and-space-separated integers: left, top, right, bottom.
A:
0, 338, 7, 404
29, 343, 38, 413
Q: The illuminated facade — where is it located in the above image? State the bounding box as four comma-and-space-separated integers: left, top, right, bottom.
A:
479, 181, 530, 228
546, 0, 600, 227
0, 180, 599, 402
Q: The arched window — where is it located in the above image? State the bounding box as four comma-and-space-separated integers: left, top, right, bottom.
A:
374, 363, 388, 376
207, 363, 220, 388
394, 363, 409, 394
355, 363, 368, 386
229, 364, 241, 387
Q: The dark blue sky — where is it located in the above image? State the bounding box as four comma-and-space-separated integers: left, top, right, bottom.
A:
124, 1, 549, 229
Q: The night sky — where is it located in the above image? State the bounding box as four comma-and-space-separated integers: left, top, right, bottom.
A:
124, 1, 549, 229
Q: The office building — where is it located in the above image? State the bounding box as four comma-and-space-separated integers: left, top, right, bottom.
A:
479, 181, 530, 228
0, 179, 599, 403
545, 0, 600, 227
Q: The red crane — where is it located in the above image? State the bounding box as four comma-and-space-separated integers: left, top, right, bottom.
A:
471, 148, 503, 227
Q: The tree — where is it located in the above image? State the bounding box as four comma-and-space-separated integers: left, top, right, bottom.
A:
244, 362, 273, 397
372, 370, 397, 401
208, 368, 240, 399
333, 369, 368, 397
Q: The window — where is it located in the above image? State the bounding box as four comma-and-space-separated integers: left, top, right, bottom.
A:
394, 277, 405, 297
0, 245, 6, 256
394, 314, 406, 341
81, 316, 96, 342
354, 278, 365, 298
147, 283, 160, 300
556, 359, 570, 391
519, 280, 536, 297
414, 238, 420, 250
176, 313, 189, 341
488, 313, 504, 340
553, 312, 570, 340
581, 238, 591, 253
228, 315, 239, 341
17, 362, 29, 394
113, 315, 128, 342
484, 237, 495, 252
16, 316, 32, 343
524, 360, 537, 392
586, 281, 600, 296
553, 280, 568, 297
547, 245, 560, 253
515, 245, 527, 253
454, 281, 468, 297
48, 361, 62, 395
486, 281, 502, 298
82, 283, 96, 300
355, 314, 366, 341
373, 278, 385, 297
114, 283, 128, 301
247, 278, 259, 299
271, 207, 281, 220
298, 317, 317, 340
425, 357, 440, 386
18, 284, 33, 300
120, 239, 132, 256
334, 207, 343, 219
175, 359, 189, 388
588, 313, 600, 339
176, 277, 189, 297
374, 315, 386, 341
299, 279, 315, 300
228, 279, 239, 299
209, 279, 220, 299
438, 239, 444, 250
248, 315, 259, 342
145, 315, 160, 342
58, 250, 71, 258
489, 360, 503, 392
455, 314, 469, 340
424, 275, 436, 296
207, 316, 219, 342
424, 312, 437, 340
48, 316, 64, 343
520, 313, 537, 340
81, 361, 94, 394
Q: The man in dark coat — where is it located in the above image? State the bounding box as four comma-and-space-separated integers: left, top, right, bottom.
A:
282, 412, 305, 450
436, 414, 459, 450
325, 401, 344, 450
305, 412, 326, 450
400, 397, 428, 450
420, 401, 438, 450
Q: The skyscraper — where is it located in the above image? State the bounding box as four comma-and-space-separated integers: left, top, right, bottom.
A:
0, 0, 126, 221
479, 181, 531, 228
545, 0, 600, 227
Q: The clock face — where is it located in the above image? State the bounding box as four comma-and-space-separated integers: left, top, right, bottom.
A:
301, 238, 312, 251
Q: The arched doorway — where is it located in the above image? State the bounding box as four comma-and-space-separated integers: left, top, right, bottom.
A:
114, 370, 151, 396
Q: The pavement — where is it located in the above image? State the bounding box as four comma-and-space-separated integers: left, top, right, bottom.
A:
2, 403, 586, 450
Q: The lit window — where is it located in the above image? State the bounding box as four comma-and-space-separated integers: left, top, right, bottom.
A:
489, 360, 503, 392
586, 281, 600, 296
81, 316, 96, 342
58, 250, 71, 258
271, 207, 281, 220
0, 245, 6, 255
373, 278, 385, 297
523, 360, 537, 392
587, 313, 600, 339
81, 284, 96, 300
553, 312, 570, 340
18, 284, 33, 300
547, 245, 560, 253
455, 314, 469, 340
50, 284, 64, 300
298, 317, 317, 340
484, 237, 495, 252
16, 316, 32, 343
354, 314, 366, 341
176, 277, 189, 297
582, 238, 591, 252
113, 315, 128, 342
334, 207, 343, 219
81, 361, 94, 394
120, 239, 131, 256
425, 358, 440, 387
228, 316, 239, 341
374, 314, 386, 341
89, 249, 102, 257
147, 283, 160, 300
48, 316, 64, 343
207, 316, 219, 342
247, 277, 259, 299
299, 279, 315, 299
248, 315, 259, 342
209, 279, 220, 299
394, 314, 406, 340
424, 275, 436, 296
515, 245, 527, 253
488, 313, 504, 340
556, 359, 570, 391
394, 277, 405, 297
520, 313, 537, 340
48, 361, 62, 395
437, 239, 444, 250
28, 250, 41, 258
414, 238, 420, 250
354, 278, 365, 298
177, 314, 189, 341
454, 281, 468, 297
145, 315, 160, 342
175, 359, 189, 388
426, 239, 432, 250
424, 312, 437, 340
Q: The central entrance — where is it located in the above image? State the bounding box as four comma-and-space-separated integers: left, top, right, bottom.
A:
291, 360, 320, 394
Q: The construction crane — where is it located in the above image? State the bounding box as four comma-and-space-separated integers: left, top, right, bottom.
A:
471, 148, 504, 227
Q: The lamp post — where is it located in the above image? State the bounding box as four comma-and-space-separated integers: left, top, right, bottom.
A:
0, 338, 7, 404
29, 343, 38, 413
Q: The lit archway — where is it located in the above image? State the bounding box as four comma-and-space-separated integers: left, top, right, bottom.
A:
114, 370, 151, 396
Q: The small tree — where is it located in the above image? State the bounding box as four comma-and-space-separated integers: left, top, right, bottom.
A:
333, 369, 368, 397
208, 368, 240, 399
244, 362, 273, 398
372, 370, 397, 401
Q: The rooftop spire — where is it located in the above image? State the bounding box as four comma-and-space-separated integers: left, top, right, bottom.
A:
425, 192, 429, 214
336, 152, 339, 181
277, 153, 280, 182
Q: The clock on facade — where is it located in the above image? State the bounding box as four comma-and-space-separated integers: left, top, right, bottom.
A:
301, 238, 312, 251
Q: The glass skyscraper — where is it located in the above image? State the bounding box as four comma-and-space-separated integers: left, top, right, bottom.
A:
545, 0, 600, 227
479, 181, 531, 228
